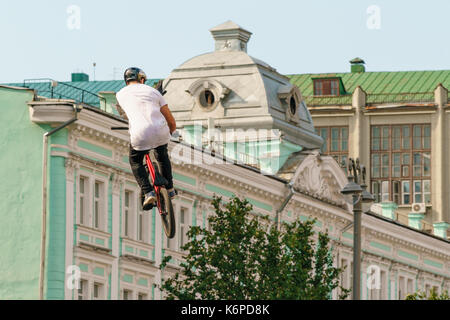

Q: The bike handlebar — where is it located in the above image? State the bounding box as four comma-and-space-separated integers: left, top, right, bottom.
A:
110, 127, 182, 142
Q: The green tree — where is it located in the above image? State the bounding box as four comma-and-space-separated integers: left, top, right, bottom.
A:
160, 196, 349, 300
405, 287, 449, 300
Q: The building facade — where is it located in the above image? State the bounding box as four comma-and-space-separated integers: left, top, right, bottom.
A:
290, 61, 450, 239
0, 22, 449, 300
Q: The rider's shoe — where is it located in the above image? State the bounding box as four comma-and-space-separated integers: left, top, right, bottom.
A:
143, 191, 157, 211
168, 188, 178, 199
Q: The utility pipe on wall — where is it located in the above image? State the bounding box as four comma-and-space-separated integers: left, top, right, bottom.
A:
39, 104, 81, 300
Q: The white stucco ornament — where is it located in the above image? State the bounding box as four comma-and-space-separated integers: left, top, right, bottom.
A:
293, 153, 349, 209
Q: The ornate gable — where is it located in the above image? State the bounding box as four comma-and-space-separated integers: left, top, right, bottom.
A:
292, 152, 350, 211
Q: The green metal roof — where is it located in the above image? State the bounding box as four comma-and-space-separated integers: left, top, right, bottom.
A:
5, 79, 160, 107
288, 70, 450, 106
4, 69, 450, 109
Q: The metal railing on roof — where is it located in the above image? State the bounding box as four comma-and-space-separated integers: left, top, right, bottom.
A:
21, 78, 107, 111
366, 92, 435, 105
304, 92, 436, 107
304, 95, 352, 107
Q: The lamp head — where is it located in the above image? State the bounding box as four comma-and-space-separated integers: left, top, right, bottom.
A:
360, 183, 375, 203
341, 175, 363, 195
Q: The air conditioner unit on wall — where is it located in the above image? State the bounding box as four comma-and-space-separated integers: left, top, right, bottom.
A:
411, 203, 426, 214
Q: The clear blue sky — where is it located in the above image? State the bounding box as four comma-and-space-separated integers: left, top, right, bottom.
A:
1, 0, 449, 83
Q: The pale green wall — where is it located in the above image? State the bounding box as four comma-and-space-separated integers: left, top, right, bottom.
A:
0, 87, 43, 299
46, 154, 67, 299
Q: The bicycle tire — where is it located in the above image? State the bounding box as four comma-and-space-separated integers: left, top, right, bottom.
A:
159, 188, 176, 239
151, 154, 176, 239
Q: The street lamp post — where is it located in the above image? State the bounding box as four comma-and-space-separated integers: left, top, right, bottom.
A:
341, 158, 374, 300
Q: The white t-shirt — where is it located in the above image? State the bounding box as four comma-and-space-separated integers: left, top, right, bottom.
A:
116, 83, 171, 151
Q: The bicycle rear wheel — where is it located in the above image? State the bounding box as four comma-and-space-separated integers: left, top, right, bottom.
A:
159, 188, 175, 239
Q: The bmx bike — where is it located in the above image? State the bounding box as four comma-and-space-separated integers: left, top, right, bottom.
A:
112, 127, 175, 238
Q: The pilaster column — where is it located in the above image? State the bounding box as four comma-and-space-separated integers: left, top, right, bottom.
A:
350, 86, 369, 170
432, 84, 449, 227
110, 173, 122, 300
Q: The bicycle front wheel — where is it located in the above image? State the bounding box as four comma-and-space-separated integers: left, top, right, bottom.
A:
159, 188, 175, 239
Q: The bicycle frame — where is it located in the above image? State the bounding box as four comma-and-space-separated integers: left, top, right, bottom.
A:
144, 152, 164, 216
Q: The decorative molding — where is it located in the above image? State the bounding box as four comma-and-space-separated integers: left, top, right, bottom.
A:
292, 153, 348, 209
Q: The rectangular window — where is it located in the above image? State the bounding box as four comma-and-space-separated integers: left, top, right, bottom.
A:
94, 181, 103, 230
124, 191, 131, 237
398, 276, 406, 300
414, 180, 422, 203
371, 124, 431, 204
331, 128, 340, 152
393, 181, 400, 205
372, 181, 381, 203
320, 128, 328, 153
331, 80, 339, 95
138, 211, 143, 241
381, 154, 389, 178
123, 289, 132, 300
138, 293, 147, 300
79, 177, 86, 225
423, 180, 431, 204
413, 153, 422, 177
407, 279, 414, 297
392, 153, 401, 178
315, 126, 349, 173
402, 181, 410, 205
381, 181, 389, 202
372, 154, 380, 178
413, 125, 422, 149
392, 126, 401, 150
313, 79, 340, 96
423, 153, 431, 177
372, 127, 380, 151
402, 126, 410, 149
93, 282, 103, 300
341, 128, 348, 152
314, 80, 323, 96
423, 125, 431, 149
381, 127, 389, 151
402, 154, 410, 177
78, 279, 88, 300
179, 207, 188, 250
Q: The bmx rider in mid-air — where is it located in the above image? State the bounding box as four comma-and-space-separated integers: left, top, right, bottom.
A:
115, 67, 177, 210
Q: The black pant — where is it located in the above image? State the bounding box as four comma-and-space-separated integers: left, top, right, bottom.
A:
129, 144, 174, 195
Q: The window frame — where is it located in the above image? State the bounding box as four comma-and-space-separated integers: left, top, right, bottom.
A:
370, 124, 431, 206
313, 79, 340, 96
78, 175, 89, 226
315, 126, 349, 171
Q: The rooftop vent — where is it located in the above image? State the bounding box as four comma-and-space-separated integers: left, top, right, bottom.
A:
350, 57, 365, 73
71, 72, 89, 82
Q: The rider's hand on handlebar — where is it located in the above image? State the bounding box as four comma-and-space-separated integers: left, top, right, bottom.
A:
155, 80, 167, 96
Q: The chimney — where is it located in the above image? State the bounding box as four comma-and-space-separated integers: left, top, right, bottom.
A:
350, 57, 365, 73
71, 72, 89, 82
209, 20, 252, 53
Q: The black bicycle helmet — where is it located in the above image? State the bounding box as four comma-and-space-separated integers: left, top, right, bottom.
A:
124, 67, 147, 84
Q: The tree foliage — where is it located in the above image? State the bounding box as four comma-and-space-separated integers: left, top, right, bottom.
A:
405, 287, 449, 300
160, 196, 348, 300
